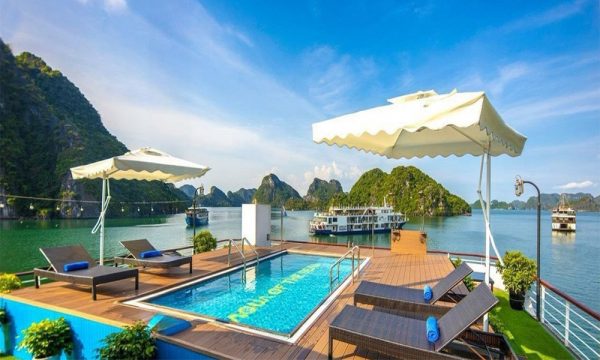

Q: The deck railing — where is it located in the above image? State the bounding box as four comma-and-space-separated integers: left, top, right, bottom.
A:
527, 281, 600, 360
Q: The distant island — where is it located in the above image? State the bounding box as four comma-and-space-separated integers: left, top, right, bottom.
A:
187, 166, 472, 217
471, 193, 600, 211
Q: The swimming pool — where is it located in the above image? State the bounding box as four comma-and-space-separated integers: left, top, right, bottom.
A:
130, 251, 365, 341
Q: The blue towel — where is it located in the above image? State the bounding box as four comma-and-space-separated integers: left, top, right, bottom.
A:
423, 285, 433, 302
426, 316, 439, 343
140, 250, 162, 259
63, 261, 89, 272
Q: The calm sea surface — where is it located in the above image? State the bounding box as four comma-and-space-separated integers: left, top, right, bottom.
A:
1, 208, 598, 311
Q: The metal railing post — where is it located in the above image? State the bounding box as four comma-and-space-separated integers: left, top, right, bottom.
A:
541, 286, 546, 324
351, 251, 355, 283
564, 302, 570, 347
242, 237, 259, 264
227, 239, 232, 266
357, 247, 361, 279
329, 266, 334, 292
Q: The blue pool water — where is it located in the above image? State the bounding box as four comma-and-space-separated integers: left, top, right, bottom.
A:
147, 252, 354, 336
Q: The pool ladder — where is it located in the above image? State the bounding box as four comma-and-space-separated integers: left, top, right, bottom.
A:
329, 246, 360, 292
227, 238, 260, 282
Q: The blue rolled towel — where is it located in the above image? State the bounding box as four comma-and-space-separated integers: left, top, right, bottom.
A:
423, 285, 433, 302
426, 316, 439, 343
140, 250, 162, 259
63, 261, 89, 272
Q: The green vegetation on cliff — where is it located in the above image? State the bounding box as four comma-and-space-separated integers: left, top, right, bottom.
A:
304, 178, 343, 209
198, 186, 233, 207
227, 188, 256, 206
253, 174, 301, 207
332, 166, 470, 216
0, 39, 187, 218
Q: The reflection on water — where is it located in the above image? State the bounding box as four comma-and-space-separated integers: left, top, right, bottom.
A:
551, 231, 576, 244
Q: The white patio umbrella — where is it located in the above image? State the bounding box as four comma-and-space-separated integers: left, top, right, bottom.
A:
312, 89, 526, 330
70, 147, 210, 265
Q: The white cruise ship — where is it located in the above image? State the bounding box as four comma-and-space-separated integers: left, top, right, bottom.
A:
309, 205, 407, 235
552, 195, 576, 232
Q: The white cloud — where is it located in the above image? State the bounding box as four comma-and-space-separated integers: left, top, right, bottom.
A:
555, 180, 596, 190
104, 0, 127, 12
303, 46, 378, 113
489, 62, 530, 96
504, 88, 600, 126
302, 162, 363, 191
500, 0, 588, 33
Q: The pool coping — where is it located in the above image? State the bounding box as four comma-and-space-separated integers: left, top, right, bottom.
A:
124, 249, 370, 344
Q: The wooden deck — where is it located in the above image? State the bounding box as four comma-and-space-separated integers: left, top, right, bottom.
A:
9, 242, 467, 360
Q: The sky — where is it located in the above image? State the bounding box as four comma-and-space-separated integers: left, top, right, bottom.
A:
0, 0, 598, 202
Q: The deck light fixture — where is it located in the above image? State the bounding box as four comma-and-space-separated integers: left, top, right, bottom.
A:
515, 175, 541, 321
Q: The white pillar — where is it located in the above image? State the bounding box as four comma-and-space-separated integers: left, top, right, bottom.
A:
242, 204, 271, 247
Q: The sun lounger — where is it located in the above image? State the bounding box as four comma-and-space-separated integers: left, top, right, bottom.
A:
354, 262, 473, 317
329, 283, 499, 359
113, 239, 192, 273
34, 245, 138, 300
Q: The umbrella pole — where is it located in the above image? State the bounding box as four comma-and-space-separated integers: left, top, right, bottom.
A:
100, 177, 106, 265
484, 153, 491, 331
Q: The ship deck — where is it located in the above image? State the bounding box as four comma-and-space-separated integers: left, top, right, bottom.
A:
8, 241, 468, 359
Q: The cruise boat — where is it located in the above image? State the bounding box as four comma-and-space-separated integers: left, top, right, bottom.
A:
551, 195, 576, 232
309, 205, 407, 235
185, 207, 209, 227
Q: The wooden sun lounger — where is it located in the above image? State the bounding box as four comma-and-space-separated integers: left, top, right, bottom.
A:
329, 283, 501, 359
354, 262, 473, 317
113, 239, 192, 273
33, 245, 138, 301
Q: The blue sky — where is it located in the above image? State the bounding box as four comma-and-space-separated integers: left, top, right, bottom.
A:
1, 0, 598, 202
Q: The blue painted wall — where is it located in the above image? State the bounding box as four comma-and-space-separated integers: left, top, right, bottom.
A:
0, 297, 214, 359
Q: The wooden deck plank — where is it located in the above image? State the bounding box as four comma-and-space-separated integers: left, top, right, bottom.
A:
9, 242, 466, 360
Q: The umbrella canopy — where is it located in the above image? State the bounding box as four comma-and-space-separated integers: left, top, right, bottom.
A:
312, 89, 526, 332
71, 147, 210, 182
313, 90, 526, 158
70, 147, 210, 265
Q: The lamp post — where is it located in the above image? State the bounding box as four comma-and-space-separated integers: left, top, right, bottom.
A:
515, 176, 541, 321
192, 186, 203, 239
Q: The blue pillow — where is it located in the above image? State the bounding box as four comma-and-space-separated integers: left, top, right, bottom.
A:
423, 285, 433, 302
426, 316, 439, 343
63, 261, 89, 272
140, 250, 162, 259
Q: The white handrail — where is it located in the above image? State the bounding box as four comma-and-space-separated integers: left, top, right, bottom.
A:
329, 246, 360, 292
241, 237, 260, 264
528, 283, 600, 359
